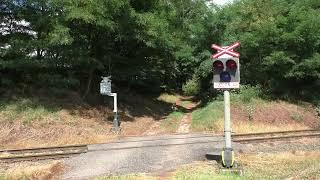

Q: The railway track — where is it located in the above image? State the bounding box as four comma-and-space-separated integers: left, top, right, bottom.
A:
1, 129, 319, 163
0, 145, 88, 163
233, 129, 320, 143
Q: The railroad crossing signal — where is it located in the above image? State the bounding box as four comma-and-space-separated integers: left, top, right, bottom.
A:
210, 42, 241, 168
212, 42, 240, 89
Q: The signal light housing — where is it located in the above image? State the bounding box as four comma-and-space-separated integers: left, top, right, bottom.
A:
212, 57, 240, 89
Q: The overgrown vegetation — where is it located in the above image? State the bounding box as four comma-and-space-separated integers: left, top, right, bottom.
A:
1, 0, 319, 102
191, 101, 224, 132
161, 111, 184, 133
191, 85, 318, 133
0, 98, 60, 124
192, 85, 262, 132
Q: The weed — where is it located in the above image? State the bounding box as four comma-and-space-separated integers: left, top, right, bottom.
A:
96, 174, 156, 180
316, 105, 320, 117
0, 173, 5, 180
182, 78, 200, 96
161, 111, 184, 132
5, 161, 64, 180
0, 98, 59, 124
232, 85, 262, 104
290, 113, 304, 122
191, 101, 224, 132
157, 93, 179, 104
245, 105, 255, 121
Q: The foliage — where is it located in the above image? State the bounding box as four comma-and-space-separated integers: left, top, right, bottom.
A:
191, 101, 224, 131
232, 85, 262, 103
182, 78, 201, 96
161, 111, 184, 132
1, 0, 319, 102
217, 0, 320, 100
0, 98, 59, 124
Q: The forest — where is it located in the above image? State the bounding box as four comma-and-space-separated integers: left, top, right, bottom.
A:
1, 0, 320, 103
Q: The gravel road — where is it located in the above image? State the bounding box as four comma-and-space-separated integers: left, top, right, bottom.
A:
62, 134, 241, 179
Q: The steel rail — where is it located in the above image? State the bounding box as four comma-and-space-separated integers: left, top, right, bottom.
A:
1, 129, 319, 163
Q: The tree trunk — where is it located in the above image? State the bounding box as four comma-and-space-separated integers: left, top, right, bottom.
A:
82, 68, 94, 99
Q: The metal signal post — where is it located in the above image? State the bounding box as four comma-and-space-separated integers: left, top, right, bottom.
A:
100, 76, 120, 133
211, 42, 240, 168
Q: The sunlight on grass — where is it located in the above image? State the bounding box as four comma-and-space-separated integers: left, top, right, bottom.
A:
191, 101, 224, 132
0, 173, 5, 180
232, 120, 309, 134
170, 162, 245, 180
5, 161, 64, 180
0, 98, 59, 124
161, 111, 184, 132
171, 152, 320, 179
89, 152, 320, 180
157, 93, 180, 104
239, 152, 320, 179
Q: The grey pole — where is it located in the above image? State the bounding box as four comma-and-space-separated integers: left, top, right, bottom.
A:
224, 90, 232, 149
222, 90, 234, 168
111, 93, 120, 133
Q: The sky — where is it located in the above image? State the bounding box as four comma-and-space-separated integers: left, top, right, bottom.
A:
210, 0, 233, 6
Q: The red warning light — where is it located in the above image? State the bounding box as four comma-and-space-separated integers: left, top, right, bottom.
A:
226, 59, 237, 70
213, 60, 224, 71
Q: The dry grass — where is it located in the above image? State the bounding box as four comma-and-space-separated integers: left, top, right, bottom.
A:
168, 152, 320, 179
94, 152, 320, 179
96, 174, 156, 180
238, 152, 320, 179
157, 93, 180, 104
0, 104, 117, 149
5, 161, 64, 180
160, 111, 184, 133
209, 118, 310, 134
192, 98, 319, 134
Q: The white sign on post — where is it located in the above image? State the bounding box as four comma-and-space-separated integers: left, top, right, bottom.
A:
100, 77, 112, 95
214, 82, 240, 89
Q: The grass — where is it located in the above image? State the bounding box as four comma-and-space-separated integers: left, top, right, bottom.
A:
171, 152, 320, 179
239, 152, 320, 179
0, 174, 5, 180
0, 98, 59, 124
161, 111, 184, 132
97, 152, 320, 179
290, 112, 304, 122
95, 174, 156, 180
191, 101, 224, 132
157, 93, 180, 104
4, 161, 64, 180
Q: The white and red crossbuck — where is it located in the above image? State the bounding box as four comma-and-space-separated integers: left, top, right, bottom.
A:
211, 42, 240, 58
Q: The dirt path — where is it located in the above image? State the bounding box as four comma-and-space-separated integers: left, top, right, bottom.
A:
176, 113, 192, 134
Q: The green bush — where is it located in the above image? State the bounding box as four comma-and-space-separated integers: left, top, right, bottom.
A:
191, 101, 224, 131
232, 85, 262, 103
182, 78, 200, 96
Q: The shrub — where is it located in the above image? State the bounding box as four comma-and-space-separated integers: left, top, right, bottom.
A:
182, 78, 200, 96
232, 85, 262, 103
